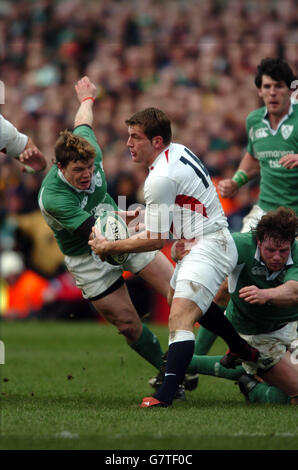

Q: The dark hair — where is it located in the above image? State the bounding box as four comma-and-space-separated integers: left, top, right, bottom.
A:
254, 57, 296, 89
55, 130, 96, 168
125, 107, 172, 146
254, 207, 298, 245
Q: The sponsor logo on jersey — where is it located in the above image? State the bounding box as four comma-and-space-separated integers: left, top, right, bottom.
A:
255, 128, 269, 139
251, 266, 267, 276
281, 124, 294, 140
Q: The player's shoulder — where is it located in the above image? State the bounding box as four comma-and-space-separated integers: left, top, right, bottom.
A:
39, 166, 68, 204
291, 102, 298, 116
232, 231, 255, 257
291, 239, 298, 263
246, 106, 266, 126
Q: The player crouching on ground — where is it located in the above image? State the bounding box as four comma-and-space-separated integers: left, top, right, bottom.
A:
173, 207, 298, 405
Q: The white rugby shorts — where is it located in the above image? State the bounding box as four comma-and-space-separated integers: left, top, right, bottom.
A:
241, 204, 266, 233
240, 321, 298, 374
64, 250, 157, 299
170, 227, 238, 313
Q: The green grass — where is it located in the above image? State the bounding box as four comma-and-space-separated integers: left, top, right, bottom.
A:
0, 319, 297, 450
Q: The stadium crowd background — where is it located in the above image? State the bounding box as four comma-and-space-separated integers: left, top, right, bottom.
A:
0, 0, 297, 320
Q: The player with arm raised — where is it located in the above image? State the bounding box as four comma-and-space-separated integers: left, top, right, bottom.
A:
89, 107, 259, 408
38, 77, 175, 381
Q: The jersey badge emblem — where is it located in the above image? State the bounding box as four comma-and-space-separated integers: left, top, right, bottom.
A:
281, 124, 293, 140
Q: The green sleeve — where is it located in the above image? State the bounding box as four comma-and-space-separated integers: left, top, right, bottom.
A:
41, 184, 91, 233
232, 232, 253, 264
73, 125, 103, 163
246, 114, 254, 156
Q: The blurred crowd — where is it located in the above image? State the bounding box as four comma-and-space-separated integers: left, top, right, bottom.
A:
0, 0, 297, 319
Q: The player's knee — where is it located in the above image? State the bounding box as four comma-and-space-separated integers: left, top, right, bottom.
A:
214, 278, 229, 307
118, 320, 141, 342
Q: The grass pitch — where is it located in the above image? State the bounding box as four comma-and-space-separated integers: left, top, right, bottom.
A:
0, 319, 297, 451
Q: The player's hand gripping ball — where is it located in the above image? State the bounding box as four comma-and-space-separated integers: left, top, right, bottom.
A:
94, 211, 129, 265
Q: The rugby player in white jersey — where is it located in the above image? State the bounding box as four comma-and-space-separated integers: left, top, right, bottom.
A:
89, 107, 259, 407
0, 114, 47, 172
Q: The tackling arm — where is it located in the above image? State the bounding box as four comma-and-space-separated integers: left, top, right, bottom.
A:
218, 152, 260, 198
88, 228, 165, 258
239, 280, 298, 307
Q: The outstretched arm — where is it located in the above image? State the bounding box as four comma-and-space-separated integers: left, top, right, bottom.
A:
74, 76, 97, 128
239, 280, 298, 307
0, 115, 48, 172
18, 136, 48, 172
218, 152, 260, 198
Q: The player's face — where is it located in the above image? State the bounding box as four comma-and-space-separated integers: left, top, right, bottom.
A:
127, 125, 155, 166
60, 159, 95, 190
258, 237, 291, 272
258, 75, 292, 117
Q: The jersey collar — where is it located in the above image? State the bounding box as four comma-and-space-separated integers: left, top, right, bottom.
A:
57, 168, 96, 194
148, 145, 171, 171
262, 100, 293, 135
254, 246, 293, 280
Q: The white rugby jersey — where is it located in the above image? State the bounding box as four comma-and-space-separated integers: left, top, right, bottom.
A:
144, 143, 228, 238
0, 114, 28, 158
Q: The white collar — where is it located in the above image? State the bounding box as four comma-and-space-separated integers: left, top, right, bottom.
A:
254, 245, 293, 280
262, 100, 293, 135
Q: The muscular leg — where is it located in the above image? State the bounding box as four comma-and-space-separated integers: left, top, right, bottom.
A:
195, 279, 230, 355
137, 251, 174, 298
92, 283, 164, 370
154, 297, 199, 405
261, 351, 298, 404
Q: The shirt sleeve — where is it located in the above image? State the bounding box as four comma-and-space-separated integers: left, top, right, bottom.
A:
144, 175, 176, 233
73, 124, 103, 163
246, 115, 254, 157
0, 115, 28, 157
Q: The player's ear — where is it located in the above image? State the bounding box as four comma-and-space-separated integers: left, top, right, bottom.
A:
152, 136, 163, 149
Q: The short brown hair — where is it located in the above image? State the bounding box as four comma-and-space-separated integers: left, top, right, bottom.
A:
55, 130, 96, 168
125, 107, 172, 146
254, 207, 298, 245
254, 58, 296, 89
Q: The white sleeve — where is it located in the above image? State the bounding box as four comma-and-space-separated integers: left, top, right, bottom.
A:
144, 176, 176, 233
0, 114, 28, 158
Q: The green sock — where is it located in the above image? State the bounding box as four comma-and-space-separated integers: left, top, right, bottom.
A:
130, 323, 163, 370
248, 383, 291, 404
195, 326, 218, 355
188, 354, 245, 380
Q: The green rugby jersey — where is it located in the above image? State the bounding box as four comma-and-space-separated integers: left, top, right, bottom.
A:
38, 125, 118, 256
246, 102, 298, 213
226, 232, 298, 335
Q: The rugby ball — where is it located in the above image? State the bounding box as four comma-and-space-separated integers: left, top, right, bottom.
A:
94, 211, 129, 266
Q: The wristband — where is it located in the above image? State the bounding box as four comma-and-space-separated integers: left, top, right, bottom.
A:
232, 170, 249, 187
81, 96, 95, 103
